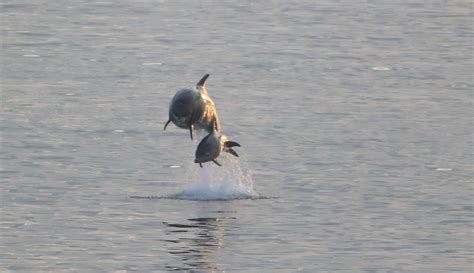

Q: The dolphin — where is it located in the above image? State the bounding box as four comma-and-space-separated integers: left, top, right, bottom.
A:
194, 126, 240, 167
164, 74, 221, 140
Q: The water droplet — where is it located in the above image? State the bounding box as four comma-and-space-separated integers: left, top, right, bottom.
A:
436, 168, 452, 172
169, 165, 181, 168
114, 129, 125, 133
371, 66, 390, 71
142, 62, 162, 66
449, 83, 469, 90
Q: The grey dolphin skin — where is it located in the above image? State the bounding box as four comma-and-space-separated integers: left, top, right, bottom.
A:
194, 126, 241, 167
164, 74, 221, 140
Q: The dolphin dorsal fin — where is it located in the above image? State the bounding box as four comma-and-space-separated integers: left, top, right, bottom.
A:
196, 74, 210, 88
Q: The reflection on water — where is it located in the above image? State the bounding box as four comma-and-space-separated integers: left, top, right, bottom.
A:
129, 194, 275, 200
162, 215, 233, 271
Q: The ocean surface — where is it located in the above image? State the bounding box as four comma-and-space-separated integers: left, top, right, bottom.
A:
1, 0, 473, 272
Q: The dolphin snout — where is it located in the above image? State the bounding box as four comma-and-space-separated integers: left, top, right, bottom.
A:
194, 157, 208, 163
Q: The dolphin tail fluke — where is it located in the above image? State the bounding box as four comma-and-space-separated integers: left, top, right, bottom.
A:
213, 116, 221, 133
226, 148, 239, 157
224, 141, 241, 148
212, 159, 222, 166
207, 118, 220, 133
164, 119, 171, 130
224, 141, 240, 157
196, 74, 210, 88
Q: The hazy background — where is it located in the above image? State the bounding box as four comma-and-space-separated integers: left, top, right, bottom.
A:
1, 0, 473, 272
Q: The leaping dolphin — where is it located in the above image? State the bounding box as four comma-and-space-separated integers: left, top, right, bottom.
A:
194, 124, 240, 167
164, 74, 221, 140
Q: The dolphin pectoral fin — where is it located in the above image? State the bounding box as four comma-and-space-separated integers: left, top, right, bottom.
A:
189, 124, 194, 140
212, 159, 222, 166
164, 119, 171, 130
196, 74, 210, 88
199, 163, 202, 168
224, 141, 241, 148
226, 148, 239, 157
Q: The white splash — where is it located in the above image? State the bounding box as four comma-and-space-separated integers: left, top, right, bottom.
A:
174, 155, 257, 200
173, 130, 257, 200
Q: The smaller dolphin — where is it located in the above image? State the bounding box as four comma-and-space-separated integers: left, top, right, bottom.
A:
194, 126, 240, 167
164, 74, 220, 140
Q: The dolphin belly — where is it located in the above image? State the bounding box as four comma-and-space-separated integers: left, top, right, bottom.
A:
194, 96, 220, 133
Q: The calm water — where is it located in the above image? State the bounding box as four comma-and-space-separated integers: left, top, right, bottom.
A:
1, 0, 473, 272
